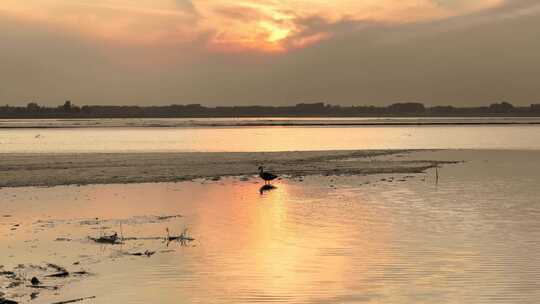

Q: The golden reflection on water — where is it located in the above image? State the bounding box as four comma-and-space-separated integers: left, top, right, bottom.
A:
1, 178, 394, 303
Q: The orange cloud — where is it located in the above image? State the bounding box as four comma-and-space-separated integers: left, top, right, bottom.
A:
1, 0, 504, 52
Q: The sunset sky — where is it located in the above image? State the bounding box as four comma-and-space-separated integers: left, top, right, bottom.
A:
1, 0, 539, 106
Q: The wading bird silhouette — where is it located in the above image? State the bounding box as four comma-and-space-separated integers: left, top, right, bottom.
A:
258, 166, 278, 185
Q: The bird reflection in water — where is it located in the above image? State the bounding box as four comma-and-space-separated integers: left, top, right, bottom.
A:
259, 184, 277, 195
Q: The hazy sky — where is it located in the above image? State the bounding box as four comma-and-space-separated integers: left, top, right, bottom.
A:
1, 0, 539, 106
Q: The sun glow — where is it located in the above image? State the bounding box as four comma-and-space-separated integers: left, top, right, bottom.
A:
1, 0, 504, 53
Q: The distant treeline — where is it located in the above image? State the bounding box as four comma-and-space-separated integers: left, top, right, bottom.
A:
2, 101, 540, 118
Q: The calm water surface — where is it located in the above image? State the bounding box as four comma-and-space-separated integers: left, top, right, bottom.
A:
2, 125, 540, 152
1, 151, 540, 303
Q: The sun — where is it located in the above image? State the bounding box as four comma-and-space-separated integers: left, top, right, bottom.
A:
259, 21, 291, 43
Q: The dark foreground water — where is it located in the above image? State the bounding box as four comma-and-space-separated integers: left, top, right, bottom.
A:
1, 150, 540, 303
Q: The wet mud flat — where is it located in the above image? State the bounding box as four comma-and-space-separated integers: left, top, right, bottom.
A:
1, 212, 196, 304
0, 150, 458, 188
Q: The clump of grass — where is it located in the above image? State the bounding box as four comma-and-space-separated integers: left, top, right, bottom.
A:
89, 232, 121, 244
165, 227, 195, 245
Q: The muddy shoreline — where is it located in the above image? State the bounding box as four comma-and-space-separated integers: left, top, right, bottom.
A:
0, 150, 456, 188
2, 117, 540, 129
